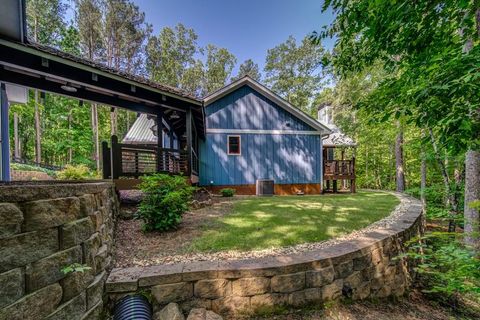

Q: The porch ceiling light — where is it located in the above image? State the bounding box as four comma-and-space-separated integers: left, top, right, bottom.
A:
170, 111, 180, 120
61, 82, 77, 93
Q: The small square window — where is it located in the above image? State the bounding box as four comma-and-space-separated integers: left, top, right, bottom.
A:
227, 135, 241, 155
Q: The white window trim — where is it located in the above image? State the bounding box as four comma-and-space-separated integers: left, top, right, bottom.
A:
207, 129, 323, 135
227, 135, 241, 155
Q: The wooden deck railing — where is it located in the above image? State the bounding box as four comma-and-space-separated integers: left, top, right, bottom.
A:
323, 159, 355, 179
102, 136, 197, 180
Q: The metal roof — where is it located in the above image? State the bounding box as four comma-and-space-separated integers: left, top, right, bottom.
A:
122, 114, 157, 144
322, 124, 356, 147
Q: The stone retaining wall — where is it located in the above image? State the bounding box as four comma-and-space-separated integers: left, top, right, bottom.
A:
0, 182, 118, 320
106, 195, 423, 316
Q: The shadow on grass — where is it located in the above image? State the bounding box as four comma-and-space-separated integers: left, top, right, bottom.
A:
188, 191, 399, 252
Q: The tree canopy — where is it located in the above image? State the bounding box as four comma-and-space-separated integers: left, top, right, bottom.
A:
264, 35, 327, 113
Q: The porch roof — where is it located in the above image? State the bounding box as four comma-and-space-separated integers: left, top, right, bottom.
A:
0, 38, 205, 137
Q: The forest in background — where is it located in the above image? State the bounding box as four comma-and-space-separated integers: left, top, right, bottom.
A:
7, 0, 480, 309
13, 0, 449, 194
8, 0, 479, 224
11, 0, 326, 170
316, 0, 480, 307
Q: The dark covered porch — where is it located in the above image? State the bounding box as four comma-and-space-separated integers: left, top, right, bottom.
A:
0, 36, 204, 187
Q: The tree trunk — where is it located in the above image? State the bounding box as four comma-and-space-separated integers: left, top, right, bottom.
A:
429, 128, 458, 232
110, 108, 117, 136
395, 121, 405, 192
421, 147, 427, 209
34, 90, 41, 163
68, 106, 73, 163
465, 150, 480, 250
13, 113, 20, 160
91, 104, 100, 171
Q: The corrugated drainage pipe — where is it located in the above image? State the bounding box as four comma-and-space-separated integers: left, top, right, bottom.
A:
113, 295, 152, 320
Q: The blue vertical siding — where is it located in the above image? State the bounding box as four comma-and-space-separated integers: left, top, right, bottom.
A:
200, 84, 323, 186
199, 133, 322, 186
206, 86, 315, 131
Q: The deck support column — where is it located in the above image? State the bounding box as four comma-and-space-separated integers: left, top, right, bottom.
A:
0, 83, 10, 181
186, 107, 192, 177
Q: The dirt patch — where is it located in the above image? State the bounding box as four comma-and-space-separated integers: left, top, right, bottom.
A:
113, 198, 234, 267
246, 292, 479, 320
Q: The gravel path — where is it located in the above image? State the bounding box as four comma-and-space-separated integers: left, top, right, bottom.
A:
113, 191, 416, 267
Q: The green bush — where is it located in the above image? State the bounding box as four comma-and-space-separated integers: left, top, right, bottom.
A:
136, 174, 195, 232
220, 188, 235, 197
405, 183, 465, 220
405, 184, 448, 208
57, 164, 96, 180
402, 233, 480, 298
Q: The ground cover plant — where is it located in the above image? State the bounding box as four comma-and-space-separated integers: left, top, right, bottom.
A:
189, 191, 398, 252
220, 188, 235, 197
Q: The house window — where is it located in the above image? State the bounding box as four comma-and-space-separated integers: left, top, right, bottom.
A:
227, 135, 241, 155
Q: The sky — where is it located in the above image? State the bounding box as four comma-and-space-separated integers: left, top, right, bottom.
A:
123, 0, 334, 76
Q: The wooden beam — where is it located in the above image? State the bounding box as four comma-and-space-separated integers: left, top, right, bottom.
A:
101, 141, 111, 179
0, 43, 201, 107
111, 135, 121, 179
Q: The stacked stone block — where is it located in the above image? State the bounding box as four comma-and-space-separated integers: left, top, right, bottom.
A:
106, 199, 423, 316
0, 182, 118, 320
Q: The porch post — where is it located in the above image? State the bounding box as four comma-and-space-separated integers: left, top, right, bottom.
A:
186, 106, 192, 176
156, 109, 163, 173
0, 83, 10, 181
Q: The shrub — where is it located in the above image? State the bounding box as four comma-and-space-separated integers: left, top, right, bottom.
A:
136, 174, 195, 231
57, 164, 96, 180
220, 188, 235, 197
402, 233, 480, 299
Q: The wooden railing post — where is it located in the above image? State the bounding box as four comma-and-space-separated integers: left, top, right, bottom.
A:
111, 135, 121, 179
101, 141, 111, 179
351, 156, 356, 193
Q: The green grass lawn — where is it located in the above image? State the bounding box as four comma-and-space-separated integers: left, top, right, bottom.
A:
189, 191, 399, 252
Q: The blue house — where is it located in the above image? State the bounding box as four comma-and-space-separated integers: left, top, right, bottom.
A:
199, 77, 331, 194
123, 76, 332, 194
0, 3, 355, 194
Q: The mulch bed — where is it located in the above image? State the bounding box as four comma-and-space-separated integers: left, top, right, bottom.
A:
113, 198, 234, 267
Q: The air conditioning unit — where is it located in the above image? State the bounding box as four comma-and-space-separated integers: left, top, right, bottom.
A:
256, 179, 274, 196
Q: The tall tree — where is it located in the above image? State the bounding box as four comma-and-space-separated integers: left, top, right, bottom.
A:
234, 59, 261, 81
26, 0, 66, 45
75, 0, 103, 60
146, 24, 200, 90
59, 25, 81, 163
75, 0, 103, 170
103, 0, 150, 135
264, 36, 326, 113
317, 0, 480, 245
395, 121, 405, 192
203, 44, 236, 95
26, 0, 66, 163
